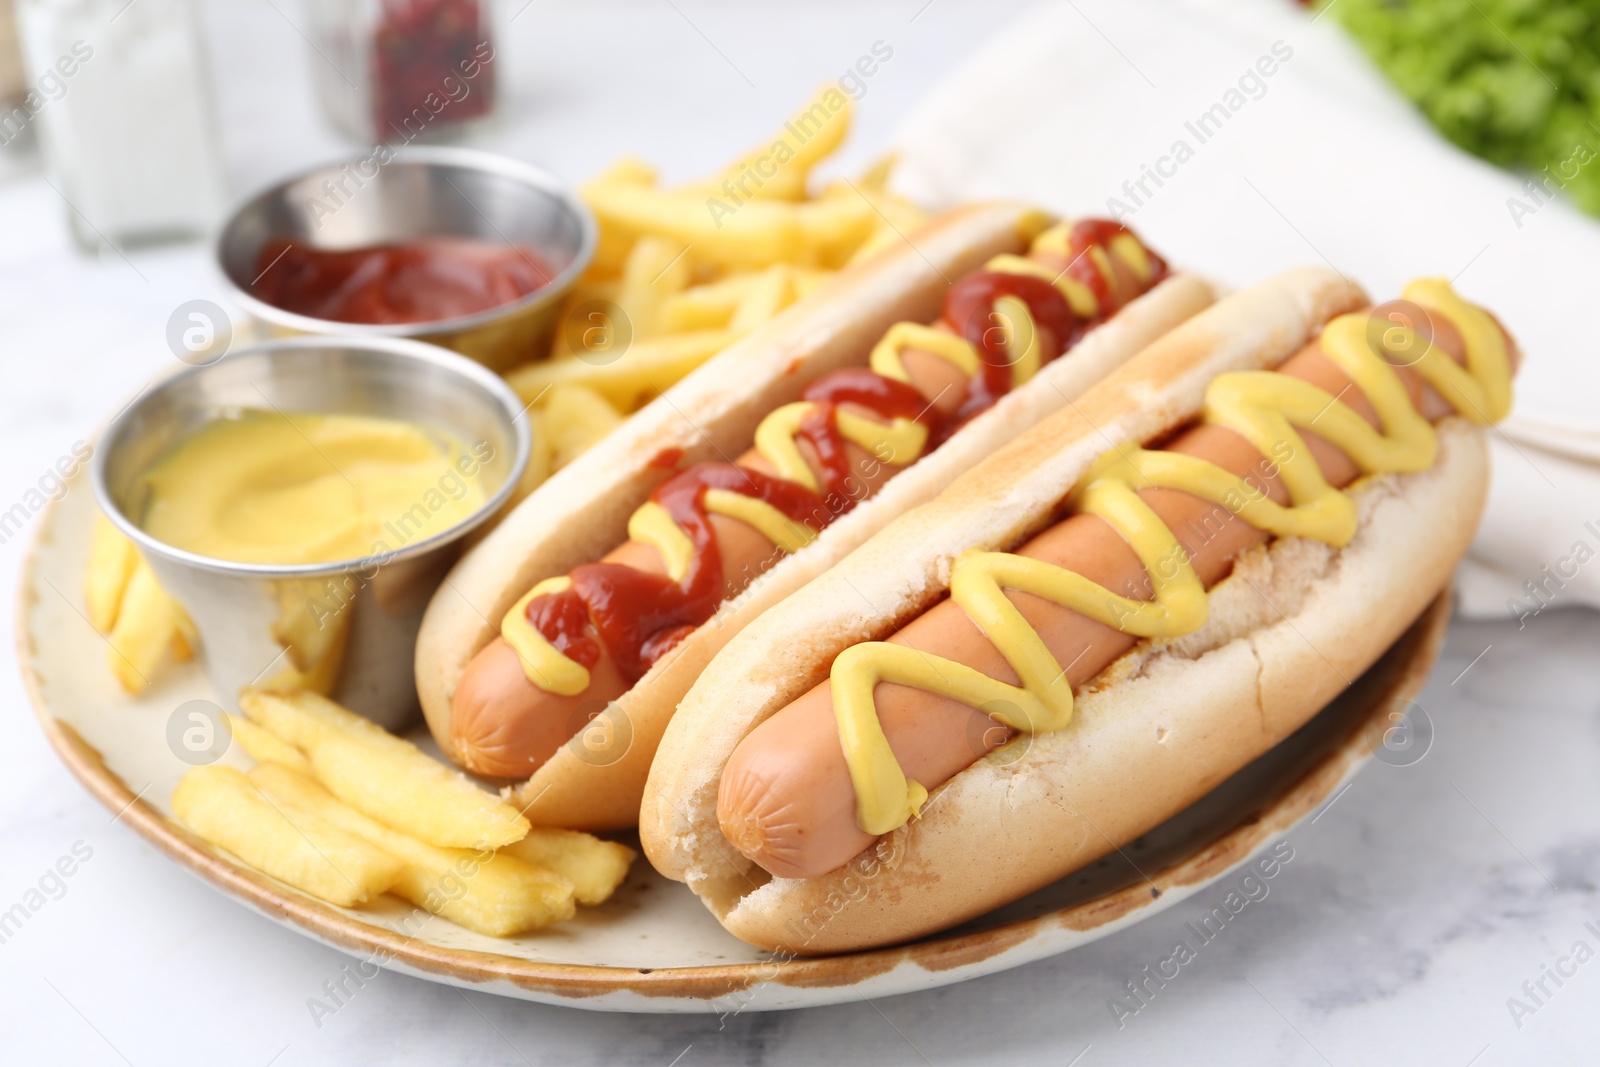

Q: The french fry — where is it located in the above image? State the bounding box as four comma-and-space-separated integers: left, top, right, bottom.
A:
616, 236, 692, 341
263, 578, 350, 694
841, 181, 929, 267
305, 736, 533, 851
498, 828, 635, 907
612, 184, 873, 269
855, 151, 898, 192
727, 264, 796, 332
763, 89, 854, 181
507, 329, 739, 413
853, 183, 927, 234
173, 765, 402, 908
797, 195, 880, 269
677, 88, 854, 204
226, 713, 314, 775
791, 267, 833, 300
238, 686, 395, 750
580, 157, 659, 277
237, 689, 531, 851
170, 600, 197, 661
541, 384, 625, 470
656, 270, 766, 332
106, 561, 180, 693
587, 227, 639, 281
583, 181, 817, 269
846, 225, 907, 267
270, 578, 348, 674
583, 155, 658, 189
250, 763, 575, 936
90, 516, 194, 691
86, 513, 139, 634
504, 409, 555, 508
548, 279, 622, 360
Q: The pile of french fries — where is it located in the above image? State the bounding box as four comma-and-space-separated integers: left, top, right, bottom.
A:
172, 688, 634, 936
504, 87, 927, 501
86, 513, 194, 693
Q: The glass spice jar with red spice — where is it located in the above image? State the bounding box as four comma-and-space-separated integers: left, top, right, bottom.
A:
307, 0, 497, 145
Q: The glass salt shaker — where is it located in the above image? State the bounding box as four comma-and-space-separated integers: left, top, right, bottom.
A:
15, 0, 226, 251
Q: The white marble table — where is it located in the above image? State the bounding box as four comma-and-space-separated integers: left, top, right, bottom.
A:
2, 2, 1597, 1063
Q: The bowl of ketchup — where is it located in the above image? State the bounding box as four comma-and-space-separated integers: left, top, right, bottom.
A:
216, 147, 595, 373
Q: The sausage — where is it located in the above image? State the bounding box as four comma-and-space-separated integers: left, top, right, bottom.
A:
450, 238, 1156, 778
716, 308, 1518, 880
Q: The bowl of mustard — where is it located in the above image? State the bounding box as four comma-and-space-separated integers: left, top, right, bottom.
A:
94, 335, 529, 729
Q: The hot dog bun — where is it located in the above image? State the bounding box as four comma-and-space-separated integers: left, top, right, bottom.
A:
640, 267, 1492, 953
416, 202, 1214, 828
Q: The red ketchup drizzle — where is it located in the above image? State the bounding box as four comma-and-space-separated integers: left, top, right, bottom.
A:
944, 272, 1080, 423
647, 447, 685, 470
795, 368, 947, 501
523, 588, 601, 670
1064, 219, 1168, 320
523, 219, 1164, 681
532, 464, 822, 684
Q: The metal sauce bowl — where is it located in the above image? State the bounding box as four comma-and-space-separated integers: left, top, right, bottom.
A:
215, 147, 596, 373
93, 337, 529, 730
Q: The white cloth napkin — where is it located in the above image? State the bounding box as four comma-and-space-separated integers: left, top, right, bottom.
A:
887, 0, 1600, 618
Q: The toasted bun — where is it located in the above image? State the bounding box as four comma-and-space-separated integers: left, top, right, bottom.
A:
639, 267, 1487, 954
416, 202, 1215, 827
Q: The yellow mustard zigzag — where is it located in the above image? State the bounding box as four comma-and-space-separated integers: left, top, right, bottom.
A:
830, 277, 1512, 836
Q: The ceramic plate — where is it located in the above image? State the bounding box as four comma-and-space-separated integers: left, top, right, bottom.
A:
17, 474, 1449, 1012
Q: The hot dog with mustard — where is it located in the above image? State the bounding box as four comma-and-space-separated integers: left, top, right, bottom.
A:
640, 266, 1518, 953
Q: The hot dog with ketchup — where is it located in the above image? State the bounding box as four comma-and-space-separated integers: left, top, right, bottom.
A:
641, 267, 1518, 953
417, 203, 1214, 828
